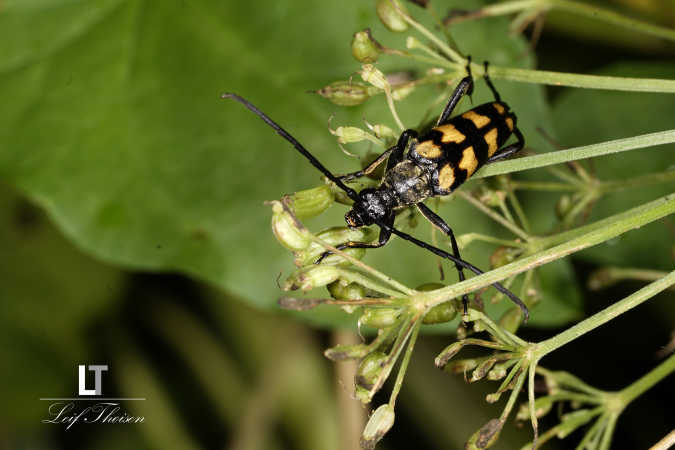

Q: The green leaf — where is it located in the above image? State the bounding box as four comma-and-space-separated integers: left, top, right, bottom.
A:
0, 0, 563, 327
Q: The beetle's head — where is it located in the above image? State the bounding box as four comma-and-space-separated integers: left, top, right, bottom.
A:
345, 188, 387, 228
345, 206, 368, 228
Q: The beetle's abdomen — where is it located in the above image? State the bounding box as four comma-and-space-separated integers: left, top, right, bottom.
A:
409, 101, 515, 195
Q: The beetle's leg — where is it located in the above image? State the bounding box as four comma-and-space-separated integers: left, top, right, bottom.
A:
315, 215, 393, 264
387, 129, 418, 170
483, 61, 501, 103
486, 127, 525, 163
338, 146, 395, 182
338, 128, 418, 182
437, 57, 475, 125
376, 221, 530, 321
417, 203, 470, 314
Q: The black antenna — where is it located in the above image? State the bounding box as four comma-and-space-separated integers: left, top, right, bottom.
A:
222, 93, 359, 201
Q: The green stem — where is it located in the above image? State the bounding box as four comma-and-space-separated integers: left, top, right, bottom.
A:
511, 170, 675, 193
486, 65, 675, 92
391, 0, 464, 63
332, 268, 409, 298
537, 271, 675, 357
476, 130, 675, 179
500, 369, 527, 421
598, 413, 618, 450
423, 194, 675, 309
467, 0, 675, 42
619, 351, 675, 406
528, 358, 540, 446
456, 191, 530, 240
510, 181, 577, 192
550, 0, 675, 42
311, 235, 415, 295
458, 232, 528, 249
598, 170, 675, 194
536, 193, 674, 249
507, 188, 532, 233
475, 0, 541, 18
389, 319, 421, 406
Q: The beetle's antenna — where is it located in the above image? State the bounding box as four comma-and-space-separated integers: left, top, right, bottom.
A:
379, 221, 529, 320
223, 93, 359, 201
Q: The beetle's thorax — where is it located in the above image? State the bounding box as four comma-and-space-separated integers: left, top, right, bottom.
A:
381, 159, 433, 206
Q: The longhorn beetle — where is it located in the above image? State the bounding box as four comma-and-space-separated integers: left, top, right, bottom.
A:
223, 61, 529, 320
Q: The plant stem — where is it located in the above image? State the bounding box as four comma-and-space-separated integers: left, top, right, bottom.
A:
476, 130, 675, 178
510, 181, 577, 192
536, 193, 673, 249
423, 194, 675, 309
598, 170, 675, 193
391, 0, 464, 63
465, 0, 675, 42
486, 65, 675, 92
458, 232, 528, 249
619, 351, 675, 406
550, 0, 675, 42
389, 319, 421, 406
311, 235, 415, 295
456, 191, 530, 240
536, 271, 675, 357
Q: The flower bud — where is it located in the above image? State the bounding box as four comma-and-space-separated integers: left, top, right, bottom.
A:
316, 81, 377, 106
423, 302, 457, 324
516, 396, 554, 421
324, 343, 371, 361
587, 268, 614, 290
352, 29, 381, 63
555, 194, 573, 220
416, 283, 460, 324
466, 418, 504, 450
443, 358, 478, 374
270, 201, 312, 251
376, 0, 409, 32
556, 409, 597, 438
434, 341, 463, 368
294, 226, 376, 267
485, 392, 502, 403
329, 125, 372, 144
360, 308, 402, 329
478, 188, 506, 207
327, 281, 367, 313
487, 363, 508, 381
288, 186, 334, 220
391, 84, 414, 101
360, 64, 389, 91
327, 280, 366, 300
470, 357, 497, 382
355, 352, 388, 395
489, 246, 518, 269
366, 122, 396, 140
283, 265, 341, 291
360, 404, 395, 449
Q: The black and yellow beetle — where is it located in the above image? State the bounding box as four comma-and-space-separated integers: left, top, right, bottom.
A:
223, 61, 528, 319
